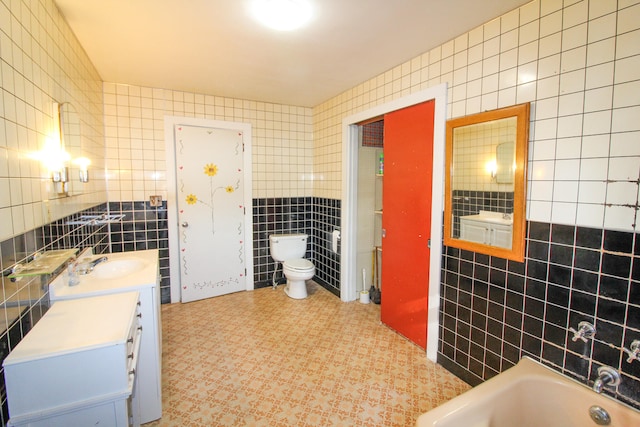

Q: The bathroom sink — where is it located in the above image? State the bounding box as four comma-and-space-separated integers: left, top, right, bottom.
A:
462, 210, 513, 226
91, 258, 147, 280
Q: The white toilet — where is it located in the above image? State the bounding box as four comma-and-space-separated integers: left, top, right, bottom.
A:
269, 234, 315, 299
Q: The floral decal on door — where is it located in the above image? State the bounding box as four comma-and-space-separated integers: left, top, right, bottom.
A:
184, 162, 238, 236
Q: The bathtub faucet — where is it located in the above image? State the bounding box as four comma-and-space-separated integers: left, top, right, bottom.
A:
593, 366, 620, 393
569, 321, 596, 342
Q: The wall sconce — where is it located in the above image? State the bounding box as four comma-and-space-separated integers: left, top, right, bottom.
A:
28, 138, 70, 195
73, 157, 91, 183
40, 135, 71, 195
485, 160, 497, 179
52, 166, 69, 194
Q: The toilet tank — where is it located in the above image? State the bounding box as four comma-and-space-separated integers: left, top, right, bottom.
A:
269, 234, 308, 261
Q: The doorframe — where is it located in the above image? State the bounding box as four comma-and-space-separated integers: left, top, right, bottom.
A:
341, 84, 447, 361
164, 116, 254, 303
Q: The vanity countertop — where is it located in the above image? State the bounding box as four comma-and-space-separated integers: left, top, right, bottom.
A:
50, 249, 159, 299
3, 292, 139, 363
461, 210, 513, 226
3, 291, 141, 425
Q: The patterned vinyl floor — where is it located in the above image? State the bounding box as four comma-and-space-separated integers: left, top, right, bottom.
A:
143, 282, 470, 427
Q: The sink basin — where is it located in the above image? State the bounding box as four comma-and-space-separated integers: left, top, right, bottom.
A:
416, 357, 640, 427
91, 258, 147, 280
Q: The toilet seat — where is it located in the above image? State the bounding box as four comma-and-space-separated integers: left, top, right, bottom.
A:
284, 258, 314, 271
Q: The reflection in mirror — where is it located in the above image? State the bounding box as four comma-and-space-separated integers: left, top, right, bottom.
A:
450, 117, 516, 247
495, 141, 514, 184
444, 103, 529, 262
59, 102, 86, 196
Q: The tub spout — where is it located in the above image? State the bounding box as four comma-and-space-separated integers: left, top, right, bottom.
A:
593, 378, 605, 394
593, 366, 620, 393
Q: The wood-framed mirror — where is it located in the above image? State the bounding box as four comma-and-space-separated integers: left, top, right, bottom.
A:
444, 103, 530, 262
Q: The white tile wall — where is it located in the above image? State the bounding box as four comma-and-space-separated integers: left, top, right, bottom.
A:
0, 0, 105, 242
4, 0, 639, 238
103, 84, 313, 201
312, 0, 640, 232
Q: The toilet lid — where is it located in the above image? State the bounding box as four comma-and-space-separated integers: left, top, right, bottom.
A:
284, 259, 314, 271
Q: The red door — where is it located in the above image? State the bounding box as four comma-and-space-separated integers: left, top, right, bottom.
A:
381, 101, 435, 349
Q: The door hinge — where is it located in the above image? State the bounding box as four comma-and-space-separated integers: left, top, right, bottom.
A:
428, 239, 431, 248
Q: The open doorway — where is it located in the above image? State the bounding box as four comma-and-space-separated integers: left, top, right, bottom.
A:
354, 118, 384, 303
341, 84, 447, 361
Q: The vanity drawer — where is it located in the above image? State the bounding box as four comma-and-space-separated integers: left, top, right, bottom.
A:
126, 300, 142, 363
127, 316, 143, 390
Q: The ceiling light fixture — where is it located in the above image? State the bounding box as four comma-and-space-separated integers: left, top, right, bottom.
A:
251, 0, 312, 31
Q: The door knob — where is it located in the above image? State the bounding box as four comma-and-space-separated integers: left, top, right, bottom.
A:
181, 222, 189, 228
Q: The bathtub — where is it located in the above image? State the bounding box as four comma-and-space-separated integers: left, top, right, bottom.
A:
416, 357, 640, 427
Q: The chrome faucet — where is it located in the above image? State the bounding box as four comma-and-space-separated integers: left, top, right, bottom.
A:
593, 366, 620, 393
75, 256, 109, 275
89, 256, 108, 268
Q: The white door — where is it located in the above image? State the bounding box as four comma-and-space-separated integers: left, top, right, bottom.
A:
174, 124, 248, 302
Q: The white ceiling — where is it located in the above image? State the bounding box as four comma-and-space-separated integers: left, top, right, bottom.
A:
54, 0, 531, 107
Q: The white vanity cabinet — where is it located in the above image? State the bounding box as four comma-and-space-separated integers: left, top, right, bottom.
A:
3, 292, 141, 427
460, 212, 513, 249
49, 249, 162, 424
